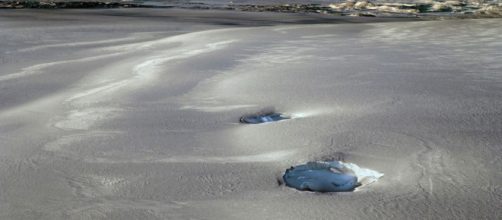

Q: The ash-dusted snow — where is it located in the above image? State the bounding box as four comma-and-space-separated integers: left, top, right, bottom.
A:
0, 9, 501, 220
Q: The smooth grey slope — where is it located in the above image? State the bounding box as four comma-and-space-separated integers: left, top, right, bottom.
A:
0, 10, 501, 220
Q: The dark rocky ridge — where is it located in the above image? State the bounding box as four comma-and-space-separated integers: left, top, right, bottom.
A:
0, 1, 170, 9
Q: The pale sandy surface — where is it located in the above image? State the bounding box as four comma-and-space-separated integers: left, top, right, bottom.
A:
0, 9, 501, 220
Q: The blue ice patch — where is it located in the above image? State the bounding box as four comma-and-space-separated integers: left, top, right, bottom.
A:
283, 161, 359, 192
240, 112, 289, 124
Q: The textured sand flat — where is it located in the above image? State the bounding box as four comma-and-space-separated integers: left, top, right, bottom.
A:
0, 9, 501, 220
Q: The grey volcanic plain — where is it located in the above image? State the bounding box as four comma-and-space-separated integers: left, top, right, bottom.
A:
0, 9, 501, 220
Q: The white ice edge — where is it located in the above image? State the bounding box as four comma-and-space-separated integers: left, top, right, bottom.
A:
340, 161, 384, 187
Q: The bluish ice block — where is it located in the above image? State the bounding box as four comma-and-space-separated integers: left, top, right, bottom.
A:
240, 112, 289, 124
283, 161, 358, 192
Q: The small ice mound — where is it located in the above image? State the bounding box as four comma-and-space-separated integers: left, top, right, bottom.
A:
239, 112, 290, 124
283, 161, 383, 192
